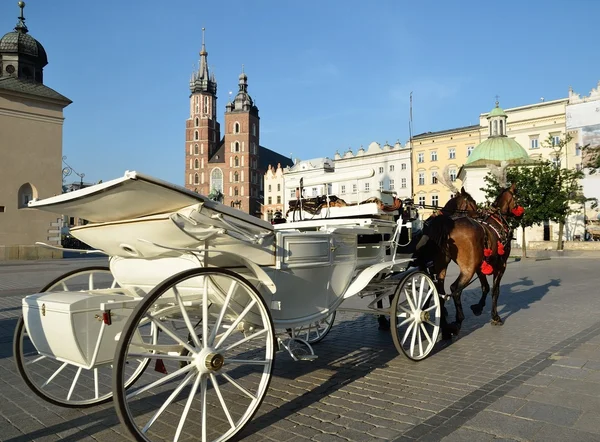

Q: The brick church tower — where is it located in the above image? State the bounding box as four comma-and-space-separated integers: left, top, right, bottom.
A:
184, 28, 220, 197
185, 31, 291, 218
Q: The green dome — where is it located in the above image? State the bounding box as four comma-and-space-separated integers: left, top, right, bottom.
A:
466, 136, 529, 165
488, 104, 507, 118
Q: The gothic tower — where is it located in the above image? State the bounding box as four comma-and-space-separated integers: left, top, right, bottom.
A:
223, 67, 261, 215
185, 28, 220, 195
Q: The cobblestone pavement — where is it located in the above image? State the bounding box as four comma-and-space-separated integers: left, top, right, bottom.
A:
1, 257, 599, 441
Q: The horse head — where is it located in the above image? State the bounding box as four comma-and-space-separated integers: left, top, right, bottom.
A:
493, 183, 523, 218
442, 187, 478, 217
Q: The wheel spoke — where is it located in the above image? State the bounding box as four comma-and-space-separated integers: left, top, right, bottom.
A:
421, 287, 434, 309
67, 367, 83, 401
404, 287, 417, 312
225, 358, 269, 366
210, 373, 235, 429
420, 323, 433, 346
202, 278, 208, 349
215, 299, 257, 349
223, 328, 267, 352
41, 361, 68, 387
398, 316, 413, 327
417, 276, 425, 309
142, 371, 196, 434
401, 321, 414, 346
174, 372, 202, 442
208, 279, 236, 346
200, 375, 208, 442
417, 326, 423, 357
173, 286, 201, 349
126, 363, 195, 400
220, 372, 257, 400
409, 323, 418, 358
148, 315, 197, 355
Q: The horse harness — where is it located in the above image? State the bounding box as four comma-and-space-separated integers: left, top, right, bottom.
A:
468, 209, 511, 252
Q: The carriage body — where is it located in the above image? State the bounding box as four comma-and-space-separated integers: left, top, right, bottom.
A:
15, 171, 441, 441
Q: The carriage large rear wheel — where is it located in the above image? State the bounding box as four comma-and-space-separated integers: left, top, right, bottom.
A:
113, 267, 275, 442
13, 267, 154, 407
390, 271, 441, 361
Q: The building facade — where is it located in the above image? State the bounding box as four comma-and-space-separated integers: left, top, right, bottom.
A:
184, 31, 291, 218
263, 163, 285, 221
0, 3, 72, 260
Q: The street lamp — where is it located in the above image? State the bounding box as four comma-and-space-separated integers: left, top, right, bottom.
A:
62, 156, 85, 188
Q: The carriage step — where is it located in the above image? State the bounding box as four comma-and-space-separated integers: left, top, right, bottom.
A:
296, 354, 318, 361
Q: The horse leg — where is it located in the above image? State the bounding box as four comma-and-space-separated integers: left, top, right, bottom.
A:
490, 260, 508, 326
434, 263, 454, 340
470, 270, 490, 316
447, 269, 476, 336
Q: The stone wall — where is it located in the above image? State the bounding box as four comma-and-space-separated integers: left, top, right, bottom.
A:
0, 245, 62, 261
528, 241, 600, 251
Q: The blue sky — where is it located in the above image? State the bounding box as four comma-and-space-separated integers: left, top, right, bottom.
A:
3, 0, 600, 186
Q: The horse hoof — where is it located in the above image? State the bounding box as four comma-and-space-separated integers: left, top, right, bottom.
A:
490, 318, 504, 326
470, 305, 483, 316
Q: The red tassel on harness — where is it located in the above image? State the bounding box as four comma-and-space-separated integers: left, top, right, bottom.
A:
481, 261, 493, 275
483, 248, 493, 257
511, 206, 524, 217
497, 241, 505, 256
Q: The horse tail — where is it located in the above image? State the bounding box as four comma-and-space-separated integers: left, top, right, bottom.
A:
428, 214, 451, 250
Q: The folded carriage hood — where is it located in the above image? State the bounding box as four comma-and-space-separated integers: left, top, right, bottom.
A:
28, 170, 273, 230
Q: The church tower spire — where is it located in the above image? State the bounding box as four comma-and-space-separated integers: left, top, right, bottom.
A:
185, 29, 221, 194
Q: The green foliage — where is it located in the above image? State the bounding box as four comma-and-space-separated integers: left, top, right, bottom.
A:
481, 162, 584, 230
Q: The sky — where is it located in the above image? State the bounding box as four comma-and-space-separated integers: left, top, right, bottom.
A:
2, 0, 600, 186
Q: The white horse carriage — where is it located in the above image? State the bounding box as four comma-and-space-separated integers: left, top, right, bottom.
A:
14, 171, 442, 442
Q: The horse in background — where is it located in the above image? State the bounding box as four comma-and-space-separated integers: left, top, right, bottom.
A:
424, 183, 523, 339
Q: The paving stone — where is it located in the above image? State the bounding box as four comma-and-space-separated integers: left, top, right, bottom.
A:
573, 411, 600, 435
463, 411, 544, 440
485, 397, 527, 415
531, 423, 599, 442
514, 401, 581, 426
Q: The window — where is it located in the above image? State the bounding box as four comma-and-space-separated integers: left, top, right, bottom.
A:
210, 168, 223, 192
234, 187, 239, 196
195, 117, 199, 127
268, 196, 272, 204
203, 96, 208, 114
400, 178, 406, 188
449, 169, 457, 182
234, 122, 240, 134
234, 172, 239, 182
341, 185, 346, 194
364, 183, 370, 191
401, 163, 406, 170
467, 146, 474, 156
390, 164, 395, 172
379, 181, 384, 191
417, 153, 424, 163
352, 184, 357, 193
449, 148, 456, 159
234, 156, 239, 167
194, 131, 199, 140
252, 124, 256, 136
431, 171, 438, 184
432, 195, 439, 207
194, 144, 199, 155
530, 137, 539, 149
234, 142, 240, 152
277, 196, 281, 204
418, 172, 425, 185
268, 185, 271, 192
194, 159, 199, 169
431, 151, 437, 161
194, 173, 199, 185
0, 206, 4, 213
389, 180, 395, 190
290, 190, 295, 198
551, 156, 561, 168
575, 143, 581, 156
418, 196, 426, 206
312, 187, 318, 197
552, 135, 561, 147
277, 184, 281, 191
379, 167, 384, 174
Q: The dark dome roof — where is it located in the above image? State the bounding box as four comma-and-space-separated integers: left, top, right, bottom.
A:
0, 30, 47, 66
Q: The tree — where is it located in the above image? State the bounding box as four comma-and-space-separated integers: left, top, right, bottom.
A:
481, 161, 583, 257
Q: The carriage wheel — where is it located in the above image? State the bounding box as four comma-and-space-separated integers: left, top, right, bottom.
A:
291, 311, 336, 344
13, 266, 155, 408
113, 267, 275, 442
390, 271, 441, 361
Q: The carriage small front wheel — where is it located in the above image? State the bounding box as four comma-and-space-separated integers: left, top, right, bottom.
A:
113, 267, 275, 442
390, 270, 441, 361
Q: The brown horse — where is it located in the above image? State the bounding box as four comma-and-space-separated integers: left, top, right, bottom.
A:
424, 183, 521, 339
378, 190, 479, 330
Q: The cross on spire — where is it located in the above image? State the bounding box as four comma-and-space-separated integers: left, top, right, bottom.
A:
495, 95, 500, 106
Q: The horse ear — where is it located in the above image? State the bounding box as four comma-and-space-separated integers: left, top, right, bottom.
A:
461, 187, 466, 195
509, 182, 516, 193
